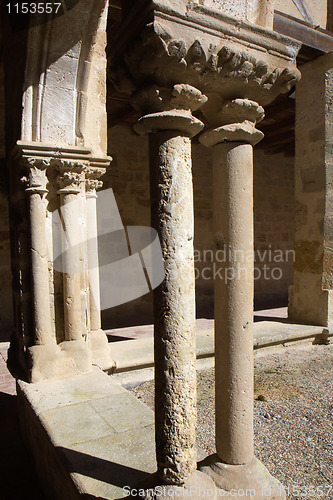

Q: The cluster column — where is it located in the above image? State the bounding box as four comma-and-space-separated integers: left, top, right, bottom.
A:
199, 99, 285, 498
134, 84, 216, 495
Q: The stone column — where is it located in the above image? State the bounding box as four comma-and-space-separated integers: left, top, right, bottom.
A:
25, 158, 53, 345
134, 84, 216, 495
289, 52, 333, 329
199, 99, 285, 498
85, 165, 111, 367
56, 160, 91, 371
23, 157, 60, 381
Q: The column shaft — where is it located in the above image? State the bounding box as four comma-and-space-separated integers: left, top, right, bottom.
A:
29, 191, 53, 345
150, 131, 197, 484
213, 142, 254, 465
86, 191, 101, 331
60, 192, 83, 341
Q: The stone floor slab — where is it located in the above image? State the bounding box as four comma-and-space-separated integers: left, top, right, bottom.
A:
20, 366, 126, 414
89, 392, 154, 433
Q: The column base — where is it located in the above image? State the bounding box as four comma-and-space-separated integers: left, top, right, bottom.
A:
59, 338, 92, 373
88, 329, 114, 370
198, 455, 285, 499
134, 470, 218, 499
27, 342, 78, 383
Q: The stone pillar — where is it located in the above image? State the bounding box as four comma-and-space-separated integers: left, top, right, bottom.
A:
85, 165, 111, 368
56, 160, 91, 371
199, 99, 285, 498
289, 52, 333, 328
23, 157, 60, 381
134, 84, 216, 495
25, 159, 53, 345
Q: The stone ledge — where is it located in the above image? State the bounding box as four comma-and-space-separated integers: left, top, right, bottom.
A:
109, 322, 331, 374
17, 367, 156, 500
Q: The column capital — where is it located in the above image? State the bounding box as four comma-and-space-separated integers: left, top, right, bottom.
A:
21, 157, 50, 195
85, 166, 106, 197
199, 98, 264, 147
133, 84, 207, 137
53, 159, 88, 195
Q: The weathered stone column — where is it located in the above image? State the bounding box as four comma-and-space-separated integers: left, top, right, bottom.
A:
199, 99, 285, 498
56, 160, 91, 371
289, 52, 333, 329
85, 165, 111, 367
23, 157, 60, 381
25, 158, 53, 345
134, 84, 216, 495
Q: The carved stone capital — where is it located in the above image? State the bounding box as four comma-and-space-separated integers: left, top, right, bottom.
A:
132, 83, 208, 114
133, 84, 207, 136
200, 98, 264, 147
21, 157, 50, 194
53, 160, 88, 195
85, 166, 106, 196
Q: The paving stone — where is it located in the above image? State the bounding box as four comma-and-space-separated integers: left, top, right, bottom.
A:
89, 392, 154, 433
41, 401, 116, 446
19, 367, 126, 414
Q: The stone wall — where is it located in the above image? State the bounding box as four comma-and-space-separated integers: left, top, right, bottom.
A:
289, 53, 333, 327
253, 149, 295, 308
103, 124, 294, 329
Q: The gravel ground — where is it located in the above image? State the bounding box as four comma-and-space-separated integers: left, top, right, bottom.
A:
130, 343, 333, 499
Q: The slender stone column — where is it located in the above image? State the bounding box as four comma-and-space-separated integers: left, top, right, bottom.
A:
25, 158, 53, 345
55, 160, 91, 372
85, 165, 111, 367
134, 84, 216, 495
57, 161, 86, 341
199, 99, 285, 498
22, 157, 61, 382
86, 169, 103, 332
